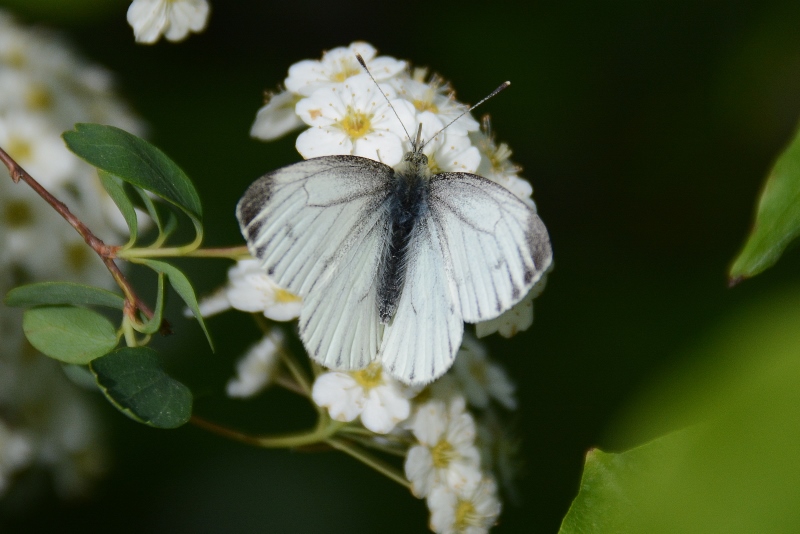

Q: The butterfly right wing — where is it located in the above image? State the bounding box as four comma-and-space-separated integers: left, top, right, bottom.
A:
237, 155, 394, 370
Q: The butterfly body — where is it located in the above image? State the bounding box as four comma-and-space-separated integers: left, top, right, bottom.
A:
237, 147, 552, 385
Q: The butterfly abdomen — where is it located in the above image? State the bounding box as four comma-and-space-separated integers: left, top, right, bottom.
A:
377, 169, 429, 324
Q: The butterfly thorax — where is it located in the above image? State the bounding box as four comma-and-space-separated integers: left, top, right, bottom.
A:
377, 149, 431, 324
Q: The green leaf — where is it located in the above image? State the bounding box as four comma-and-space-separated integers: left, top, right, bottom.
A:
98, 170, 138, 246
5, 282, 124, 309
134, 272, 165, 335
730, 123, 800, 283
136, 258, 213, 349
133, 186, 164, 236
62, 123, 202, 221
23, 306, 119, 364
558, 432, 691, 534
90, 347, 192, 429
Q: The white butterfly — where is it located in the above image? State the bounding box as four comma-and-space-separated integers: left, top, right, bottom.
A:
237, 90, 552, 387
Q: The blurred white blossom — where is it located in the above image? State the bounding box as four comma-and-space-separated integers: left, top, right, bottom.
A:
0, 420, 32, 497
427, 477, 501, 534
405, 397, 482, 498
127, 0, 210, 44
0, 10, 142, 499
312, 362, 412, 434
195, 258, 302, 321
227, 331, 284, 398
452, 334, 516, 411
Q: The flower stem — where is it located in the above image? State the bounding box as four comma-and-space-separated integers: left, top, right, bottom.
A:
190, 416, 346, 448
120, 245, 249, 260
0, 146, 159, 329
326, 438, 411, 489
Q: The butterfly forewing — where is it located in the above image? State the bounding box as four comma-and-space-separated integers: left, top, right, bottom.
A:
429, 173, 552, 324
237, 156, 395, 369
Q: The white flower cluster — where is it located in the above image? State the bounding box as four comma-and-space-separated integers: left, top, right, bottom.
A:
127, 0, 210, 44
311, 332, 514, 534
249, 41, 546, 338
0, 10, 144, 499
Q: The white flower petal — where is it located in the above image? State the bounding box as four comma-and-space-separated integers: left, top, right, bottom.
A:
226, 331, 284, 398
250, 91, 304, 141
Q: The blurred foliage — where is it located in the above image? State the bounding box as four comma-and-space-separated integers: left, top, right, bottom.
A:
730, 123, 800, 282
2, 1, 800, 533
562, 285, 800, 533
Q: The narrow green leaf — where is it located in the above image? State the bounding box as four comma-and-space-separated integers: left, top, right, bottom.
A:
136, 258, 213, 349
730, 123, 800, 283
6, 282, 124, 309
62, 123, 202, 221
91, 347, 192, 429
23, 306, 119, 364
134, 272, 165, 335
98, 170, 138, 246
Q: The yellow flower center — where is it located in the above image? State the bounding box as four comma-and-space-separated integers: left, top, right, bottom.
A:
469, 360, 488, 385
353, 362, 383, 390
7, 136, 32, 162
454, 499, 478, 531
4, 200, 34, 228
412, 98, 438, 114
274, 288, 301, 304
26, 85, 53, 111
66, 242, 90, 272
339, 107, 372, 140
431, 439, 455, 469
332, 62, 361, 82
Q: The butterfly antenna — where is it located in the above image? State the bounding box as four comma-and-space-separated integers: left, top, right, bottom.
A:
421, 81, 511, 149
356, 53, 413, 145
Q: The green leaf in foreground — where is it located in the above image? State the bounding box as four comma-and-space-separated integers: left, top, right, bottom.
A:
62, 123, 202, 221
730, 123, 800, 283
136, 258, 213, 350
6, 282, 124, 309
91, 347, 192, 429
23, 306, 119, 364
561, 285, 800, 534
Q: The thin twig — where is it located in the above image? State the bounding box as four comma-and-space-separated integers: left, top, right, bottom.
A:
0, 146, 157, 326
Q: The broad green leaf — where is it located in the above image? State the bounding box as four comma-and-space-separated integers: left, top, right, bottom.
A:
135, 258, 213, 349
98, 170, 138, 246
567, 284, 800, 534
91, 347, 192, 429
558, 432, 692, 534
62, 123, 202, 221
730, 124, 800, 283
6, 282, 124, 309
134, 272, 165, 335
23, 306, 119, 364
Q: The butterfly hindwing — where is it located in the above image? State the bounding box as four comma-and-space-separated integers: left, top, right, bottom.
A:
380, 215, 464, 384
237, 155, 394, 369
428, 172, 552, 323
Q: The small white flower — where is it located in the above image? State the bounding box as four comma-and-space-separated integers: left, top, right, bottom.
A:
427, 477, 502, 534
127, 0, 210, 44
475, 274, 548, 339
452, 334, 516, 411
390, 71, 479, 137
413, 113, 481, 174
295, 75, 415, 165
285, 42, 406, 97
405, 397, 482, 498
227, 331, 284, 398
471, 119, 534, 206
312, 362, 411, 434
195, 258, 303, 321
250, 90, 304, 141
476, 410, 522, 505
0, 113, 78, 188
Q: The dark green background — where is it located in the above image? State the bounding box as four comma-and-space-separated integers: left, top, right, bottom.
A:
2, 1, 800, 532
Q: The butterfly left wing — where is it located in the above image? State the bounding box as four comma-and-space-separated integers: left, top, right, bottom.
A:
237, 156, 394, 370
428, 172, 552, 324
